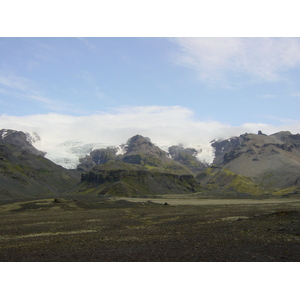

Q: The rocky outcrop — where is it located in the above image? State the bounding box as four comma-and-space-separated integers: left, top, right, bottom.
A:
77, 147, 118, 171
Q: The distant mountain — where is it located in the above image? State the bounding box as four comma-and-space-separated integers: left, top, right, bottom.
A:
197, 131, 300, 195
31, 133, 207, 170
78, 135, 203, 175
1, 128, 300, 199
76, 135, 200, 196
120, 135, 194, 174
0, 129, 80, 200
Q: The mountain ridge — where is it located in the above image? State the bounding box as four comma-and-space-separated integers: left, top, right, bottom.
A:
1, 128, 300, 199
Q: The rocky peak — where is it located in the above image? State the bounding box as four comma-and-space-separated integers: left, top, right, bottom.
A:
123, 134, 166, 157
125, 135, 154, 153
168, 145, 198, 158
0, 129, 45, 156
77, 147, 118, 172
211, 135, 243, 165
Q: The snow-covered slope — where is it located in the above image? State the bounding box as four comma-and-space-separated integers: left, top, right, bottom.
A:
28, 132, 214, 169
32, 139, 113, 169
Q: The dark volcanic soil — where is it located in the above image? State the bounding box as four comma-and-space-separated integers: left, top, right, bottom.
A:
1, 196, 300, 262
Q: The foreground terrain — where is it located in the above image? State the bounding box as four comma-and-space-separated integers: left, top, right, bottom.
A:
1, 195, 300, 262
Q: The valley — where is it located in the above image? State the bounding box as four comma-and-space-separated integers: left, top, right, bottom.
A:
1, 195, 300, 261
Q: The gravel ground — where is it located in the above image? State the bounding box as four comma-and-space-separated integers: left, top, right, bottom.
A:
1, 196, 300, 261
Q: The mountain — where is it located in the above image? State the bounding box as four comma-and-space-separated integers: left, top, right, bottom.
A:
78, 135, 200, 175
1, 128, 300, 199
30, 132, 208, 170
197, 131, 300, 195
0, 129, 80, 200
75, 135, 200, 196
120, 135, 195, 174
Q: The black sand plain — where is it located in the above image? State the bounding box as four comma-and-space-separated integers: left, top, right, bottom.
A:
1, 195, 300, 262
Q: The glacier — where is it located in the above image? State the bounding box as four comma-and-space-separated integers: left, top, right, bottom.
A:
28, 132, 215, 169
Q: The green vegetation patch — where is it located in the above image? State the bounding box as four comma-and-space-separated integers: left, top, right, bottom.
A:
199, 168, 265, 195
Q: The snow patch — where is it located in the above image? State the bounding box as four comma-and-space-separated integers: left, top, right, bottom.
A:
1, 130, 8, 139
116, 145, 127, 156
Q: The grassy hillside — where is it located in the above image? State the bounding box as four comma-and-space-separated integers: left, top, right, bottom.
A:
0, 143, 80, 200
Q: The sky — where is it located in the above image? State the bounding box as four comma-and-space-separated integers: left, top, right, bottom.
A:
0, 37, 300, 146
1, 37, 300, 123
1, 37, 300, 162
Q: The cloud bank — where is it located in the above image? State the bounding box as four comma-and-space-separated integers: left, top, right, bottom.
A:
1, 105, 300, 166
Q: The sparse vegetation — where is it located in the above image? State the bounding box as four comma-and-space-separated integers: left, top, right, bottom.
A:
1, 195, 300, 261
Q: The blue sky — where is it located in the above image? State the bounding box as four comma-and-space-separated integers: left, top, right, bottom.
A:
1, 37, 299, 125
1, 37, 300, 163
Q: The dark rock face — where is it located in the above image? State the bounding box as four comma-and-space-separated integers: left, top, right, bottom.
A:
211, 135, 244, 165
124, 135, 154, 153
80, 165, 198, 197
78, 148, 118, 171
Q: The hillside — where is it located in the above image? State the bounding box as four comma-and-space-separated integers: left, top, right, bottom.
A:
0, 129, 80, 199
76, 160, 197, 197
203, 131, 300, 195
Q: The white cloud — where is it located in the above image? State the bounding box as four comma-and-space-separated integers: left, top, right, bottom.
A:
170, 37, 300, 85
1, 106, 300, 167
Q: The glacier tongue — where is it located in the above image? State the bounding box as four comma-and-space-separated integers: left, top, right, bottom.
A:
32, 138, 113, 169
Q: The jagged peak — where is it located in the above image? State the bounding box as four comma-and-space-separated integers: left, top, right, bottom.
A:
126, 134, 152, 146
125, 135, 156, 153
